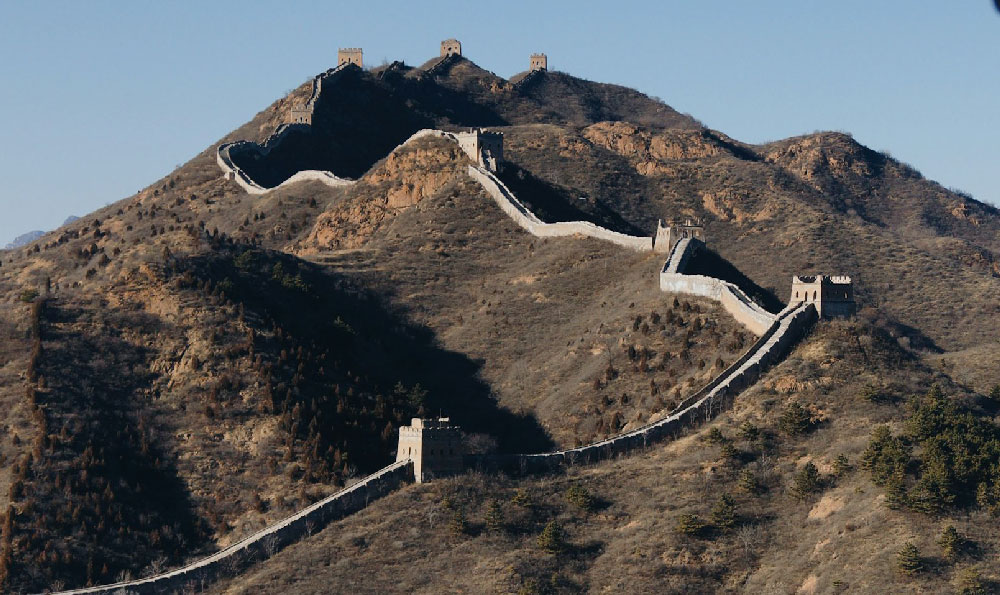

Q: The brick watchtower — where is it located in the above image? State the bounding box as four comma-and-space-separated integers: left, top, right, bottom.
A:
395, 418, 464, 482
440, 38, 462, 57
790, 275, 855, 318
529, 53, 548, 72
338, 48, 363, 68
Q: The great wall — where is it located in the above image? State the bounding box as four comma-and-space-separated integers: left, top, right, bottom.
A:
54, 42, 851, 594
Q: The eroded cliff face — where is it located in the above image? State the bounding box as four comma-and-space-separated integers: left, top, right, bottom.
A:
297, 139, 467, 253
583, 121, 727, 175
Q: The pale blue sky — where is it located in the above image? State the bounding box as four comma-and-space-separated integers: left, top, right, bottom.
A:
1, 1, 997, 246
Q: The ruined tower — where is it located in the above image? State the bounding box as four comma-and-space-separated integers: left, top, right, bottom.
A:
440, 38, 462, 57
790, 275, 855, 318
529, 53, 548, 72
338, 47, 363, 68
396, 418, 464, 483
653, 219, 705, 253
456, 128, 504, 172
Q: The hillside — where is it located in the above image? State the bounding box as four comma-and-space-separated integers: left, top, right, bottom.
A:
0, 51, 999, 593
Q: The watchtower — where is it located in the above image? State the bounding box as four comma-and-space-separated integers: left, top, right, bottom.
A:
456, 128, 504, 172
338, 48, 363, 68
790, 275, 855, 318
441, 38, 462, 57
396, 418, 464, 483
529, 53, 548, 72
289, 105, 312, 125
654, 219, 705, 253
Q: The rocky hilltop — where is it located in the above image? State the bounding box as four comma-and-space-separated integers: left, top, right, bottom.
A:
1, 51, 999, 593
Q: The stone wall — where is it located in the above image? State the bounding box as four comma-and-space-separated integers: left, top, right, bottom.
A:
467, 165, 654, 252
475, 302, 816, 475
54, 461, 414, 594
659, 238, 776, 336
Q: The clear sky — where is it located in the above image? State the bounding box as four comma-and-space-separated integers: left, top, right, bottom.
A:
1, 1, 997, 246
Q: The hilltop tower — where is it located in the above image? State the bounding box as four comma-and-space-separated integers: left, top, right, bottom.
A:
396, 418, 464, 483
456, 128, 503, 172
338, 48, 363, 68
790, 275, 855, 318
440, 38, 462, 57
529, 53, 548, 72
653, 219, 705, 253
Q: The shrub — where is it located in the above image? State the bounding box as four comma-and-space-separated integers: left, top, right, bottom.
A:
674, 514, 708, 537
791, 462, 821, 501
484, 499, 503, 533
895, 542, 922, 575
779, 402, 813, 435
738, 421, 759, 443
19, 289, 39, 303
738, 468, 762, 495
537, 520, 564, 553
937, 525, 964, 562
832, 454, 852, 477
565, 484, 594, 512
704, 427, 728, 445
954, 566, 986, 595
448, 510, 467, 537
710, 494, 737, 531
861, 426, 910, 487
511, 488, 532, 508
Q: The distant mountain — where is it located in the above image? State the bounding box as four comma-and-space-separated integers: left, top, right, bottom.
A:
4, 230, 45, 249
3, 215, 78, 249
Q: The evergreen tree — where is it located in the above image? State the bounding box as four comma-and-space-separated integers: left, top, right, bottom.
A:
711, 494, 738, 531
895, 542, 922, 575
537, 520, 564, 553
484, 499, 504, 533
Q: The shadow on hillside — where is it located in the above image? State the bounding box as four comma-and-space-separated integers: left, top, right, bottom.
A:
232, 65, 508, 188
685, 247, 785, 314
176, 248, 554, 457
15, 300, 208, 592
701, 129, 762, 162
497, 164, 645, 236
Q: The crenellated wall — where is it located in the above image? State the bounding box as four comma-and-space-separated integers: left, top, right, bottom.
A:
54, 461, 414, 594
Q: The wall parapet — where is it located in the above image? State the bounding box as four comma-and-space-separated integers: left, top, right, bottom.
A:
474, 302, 816, 475
467, 165, 654, 252
54, 461, 414, 594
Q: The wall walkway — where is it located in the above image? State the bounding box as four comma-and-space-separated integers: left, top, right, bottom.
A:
55, 461, 414, 594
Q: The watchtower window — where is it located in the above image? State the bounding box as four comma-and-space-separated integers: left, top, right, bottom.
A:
813, 291, 817, 300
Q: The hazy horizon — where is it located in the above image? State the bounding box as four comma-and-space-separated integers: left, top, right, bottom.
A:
1, 0, 998, 246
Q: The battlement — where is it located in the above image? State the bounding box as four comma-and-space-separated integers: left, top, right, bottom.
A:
790, 275, 855, 318
456, 128, 504, 172
529, 53, 548, 72
337, 48, 363, 68
440, 38, 462, 57
396, 417, 463, 482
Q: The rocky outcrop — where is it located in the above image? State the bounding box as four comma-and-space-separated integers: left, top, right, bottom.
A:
583, 121, 728, 175
297, 136, 467, 252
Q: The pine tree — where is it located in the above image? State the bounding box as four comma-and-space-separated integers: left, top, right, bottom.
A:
484, 499, 504, 533
791, 462, 821, 501
896, 542, 922, 575
537, 520, 564, 553
711, 494, 737, 531
937, 525, 963, 562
